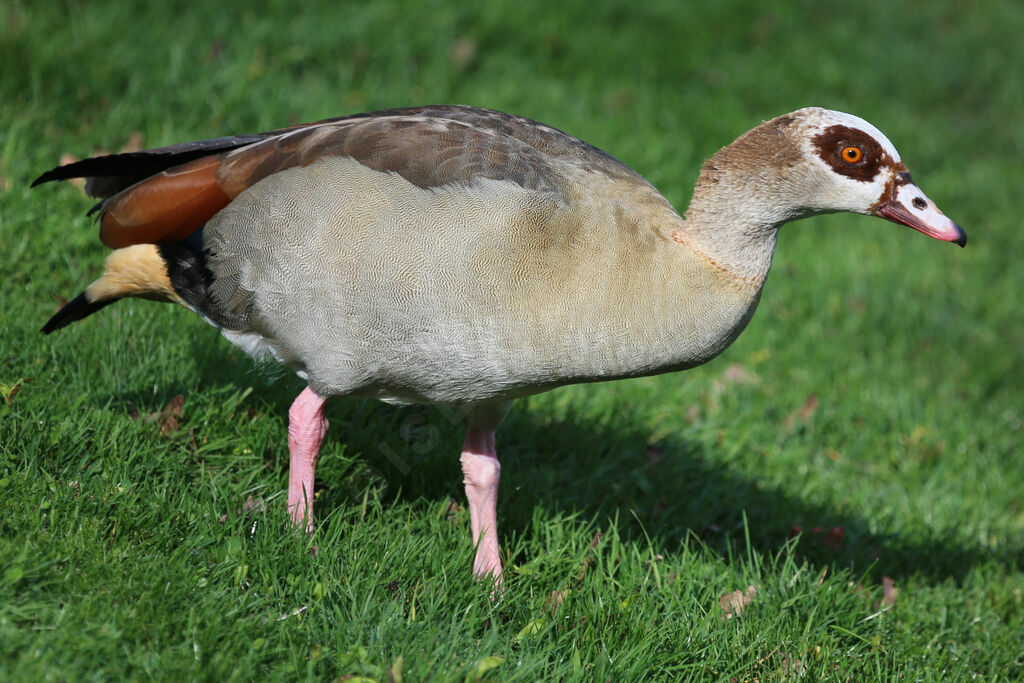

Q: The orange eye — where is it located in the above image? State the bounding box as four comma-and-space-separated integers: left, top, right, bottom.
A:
841, 146, 863, 163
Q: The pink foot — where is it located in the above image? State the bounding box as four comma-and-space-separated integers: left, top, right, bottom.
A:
461, 427, 503, 581
287, 386, 328, 533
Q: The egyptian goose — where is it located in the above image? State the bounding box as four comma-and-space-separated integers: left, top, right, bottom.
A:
34, 106, 965, 581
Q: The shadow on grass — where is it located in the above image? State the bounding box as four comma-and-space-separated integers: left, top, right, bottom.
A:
347, 400, 1021, 587
110, 333, 1019, 589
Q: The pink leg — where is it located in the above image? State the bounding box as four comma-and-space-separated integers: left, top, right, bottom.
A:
287, 386, 329, 533
461, 427, 503, 580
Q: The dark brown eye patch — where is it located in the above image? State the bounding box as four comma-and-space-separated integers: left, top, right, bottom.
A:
812, 125, 887, 182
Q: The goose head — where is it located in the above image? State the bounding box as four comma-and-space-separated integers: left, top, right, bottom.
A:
790, 107, 965, 246
688, 107, 966, 250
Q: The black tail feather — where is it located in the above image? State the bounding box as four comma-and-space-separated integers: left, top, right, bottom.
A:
42, 293, 116, 334
31, 134, 267, 199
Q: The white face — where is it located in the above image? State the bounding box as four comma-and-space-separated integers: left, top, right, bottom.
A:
793, 107, 965, 245
810, 110, 901, 161
795, 107, 903, 215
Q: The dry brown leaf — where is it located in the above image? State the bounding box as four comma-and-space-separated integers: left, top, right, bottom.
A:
449, 37, 477, 69
2, 378, 25, 404
165, 394, 184, 416
58, 153, 86, 193
159, 415, 179, 435
546, 589, 568, 610
710, 364, 758, 405
119, 131, 144, 153
220, 496, 265, 525
783, 394, 819, 430
791, 524, 845, 551
645, 554, 665, 568
881, 576, 898, 607
798, 394, 819, 420
900, 425, 946, 461
205, 40, 225, 64
719, 585, 757, 619
443, 498, 464, 524
699, 523, 722, 539
721, 363, 757, 386
157, 394, 184, 435
779, 654, 807, 678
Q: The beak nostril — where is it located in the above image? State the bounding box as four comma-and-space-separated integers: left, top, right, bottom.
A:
912, 197, 927, 210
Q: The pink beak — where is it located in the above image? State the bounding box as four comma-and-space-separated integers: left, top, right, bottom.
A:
875, 177, 966, 247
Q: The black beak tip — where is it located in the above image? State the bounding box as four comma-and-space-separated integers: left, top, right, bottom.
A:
954, 223, 967, 248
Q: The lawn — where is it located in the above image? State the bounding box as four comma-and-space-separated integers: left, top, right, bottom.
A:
1, 0, 1022, 679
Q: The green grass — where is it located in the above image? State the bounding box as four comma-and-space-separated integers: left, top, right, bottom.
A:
2, 0, 1022, 679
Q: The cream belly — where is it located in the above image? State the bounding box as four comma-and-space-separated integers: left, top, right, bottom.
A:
203, 156, 759, 404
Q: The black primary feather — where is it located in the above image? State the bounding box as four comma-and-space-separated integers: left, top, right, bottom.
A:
41, 293, 116, 334
30, 134, 267, 199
